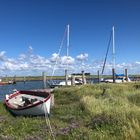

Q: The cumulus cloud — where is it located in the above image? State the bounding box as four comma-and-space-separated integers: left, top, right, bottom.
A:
0, 47, 140, 76
136, 61, 140, 65
18, 54, 26, 61
2, 62, 29, 71
0, 47, 53, 76
0, 51, 6, 56
28, 46, 33, 54
30, 55, 50, 65
0, 51, 6, 61
49, 53, 75, 67
76, 53, 88, 61
61, 56, 75, 65
50, 53, 60, 63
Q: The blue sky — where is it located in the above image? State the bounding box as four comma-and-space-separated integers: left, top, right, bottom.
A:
0, 0, 140, 76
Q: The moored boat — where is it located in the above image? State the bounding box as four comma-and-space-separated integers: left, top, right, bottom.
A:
0, 80, 16, 85
101, 74, 131, 83
4, 90, 51, 116
49, 76, 83, 88
0, 82, 9, 85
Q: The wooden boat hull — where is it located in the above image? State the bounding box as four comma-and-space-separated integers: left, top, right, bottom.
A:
4, 90, 51, 116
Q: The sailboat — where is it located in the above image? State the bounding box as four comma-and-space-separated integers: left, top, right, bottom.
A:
50, 25, 82, 87
101, 26, 131, 83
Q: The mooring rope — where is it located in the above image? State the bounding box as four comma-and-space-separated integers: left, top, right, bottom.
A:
43, 100, 56, 140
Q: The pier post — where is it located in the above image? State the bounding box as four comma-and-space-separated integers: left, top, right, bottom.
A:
97, 70, 100, 84
12, 75, 16, 84
42, 72, 47, 89
82, 70, 86, 85
5, 75, 8, 82
23, 76, 26, 83
71, 75, 75, 86
51, 94, 54, 107
112, 68, 115, 83
65, 69, 68, 85
125, 69, 128, 81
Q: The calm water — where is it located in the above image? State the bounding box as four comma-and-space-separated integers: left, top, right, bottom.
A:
0, 81, 45, 101
0, 79, 98, 101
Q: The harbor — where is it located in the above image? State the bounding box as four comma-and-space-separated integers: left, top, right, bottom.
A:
1, 82, 140, 139
0, 74, 139, 100
0, 0, 140, 139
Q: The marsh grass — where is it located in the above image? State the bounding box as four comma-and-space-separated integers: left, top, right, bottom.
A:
1, 83, 140, 139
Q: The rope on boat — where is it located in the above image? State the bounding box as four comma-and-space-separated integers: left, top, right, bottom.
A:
43, 101, 56, 140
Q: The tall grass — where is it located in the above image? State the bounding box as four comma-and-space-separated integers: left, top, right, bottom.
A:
1, 83, 140, 139
79, 83, 140, 140
52, 83, 140, 139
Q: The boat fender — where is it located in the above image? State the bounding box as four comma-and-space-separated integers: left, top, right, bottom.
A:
5, 94, 9, 100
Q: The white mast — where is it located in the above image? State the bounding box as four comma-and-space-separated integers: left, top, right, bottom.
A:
65, 24, 70, 85
67, 24, 70, 57
112, 26, 115, 69
66, 24, 70, 70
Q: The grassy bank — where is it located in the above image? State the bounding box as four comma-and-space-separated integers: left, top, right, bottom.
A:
1, 76, 66, 82
1, 74, 140, 82
1, 83, 140, 139
1, 75, 93, 82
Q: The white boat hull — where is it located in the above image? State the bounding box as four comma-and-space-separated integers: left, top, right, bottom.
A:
4, 90, 51, 116
103, 77, 131, 83
58, 80, 82, 86
9, 98, 51, 116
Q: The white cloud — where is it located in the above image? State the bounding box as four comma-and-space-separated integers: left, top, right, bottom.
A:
136, 61, 140, 65
61, 56, 75, 65
30, 55, 50, 65
18, 54, 26, 61
0, 51, 6, 56
0, 47, 140, 76
0, 51, 6, 61
2, 62, 29, 71
28, 46, 33, 54
76, 53, 88, 61
50, 53, 60, 63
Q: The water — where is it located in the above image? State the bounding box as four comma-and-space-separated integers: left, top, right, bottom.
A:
0, 79, 98, 101
0, 81, 44, 101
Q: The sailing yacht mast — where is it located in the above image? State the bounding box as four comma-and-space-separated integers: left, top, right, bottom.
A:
65, 24, 70, 85
100, 26, 116, 83
67, 24, 70, 58
112, 26, 115, 69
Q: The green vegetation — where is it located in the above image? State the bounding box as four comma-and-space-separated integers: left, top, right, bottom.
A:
1, 75, 92, 82
1, 83, 140, 139
1, 74, 140, 82
1, 76, 66, 82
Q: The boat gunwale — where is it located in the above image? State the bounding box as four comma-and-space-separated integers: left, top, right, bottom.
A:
4, 90, 51, 111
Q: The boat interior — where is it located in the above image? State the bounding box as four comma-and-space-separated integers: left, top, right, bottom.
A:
8, 94, 45, 108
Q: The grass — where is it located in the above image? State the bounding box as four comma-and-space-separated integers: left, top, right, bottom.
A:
2, 76, 66, 82
2, 74, 138, 82
1, 82, 140, 139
